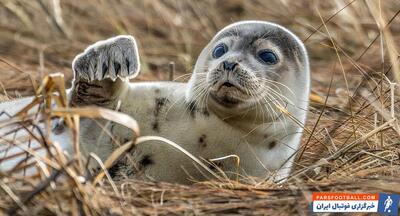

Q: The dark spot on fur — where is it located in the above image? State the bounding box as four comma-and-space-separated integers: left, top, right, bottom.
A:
152, 121, 159, 132
186, 101, 209, 118
107, 157, 136, 180
140, 155, 153, 167
198, 134, 207, 147
154, 88, 161, 94
208, 161, 223, 170
108, 161, 122, 178
187, 101, 197, 118
154, 97, 169, 117
269, 141, 277, 149
52, 120, 65, 135
151, 98, 169, 132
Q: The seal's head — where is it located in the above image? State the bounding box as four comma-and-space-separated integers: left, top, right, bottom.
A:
187, 21, 309, 118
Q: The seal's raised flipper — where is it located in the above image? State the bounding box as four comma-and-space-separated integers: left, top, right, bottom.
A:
70, 35, 140, 107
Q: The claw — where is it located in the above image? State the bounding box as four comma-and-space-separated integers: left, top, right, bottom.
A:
102, 63, 108, 79
114, 62, 121, 76
126, 58, 130, 72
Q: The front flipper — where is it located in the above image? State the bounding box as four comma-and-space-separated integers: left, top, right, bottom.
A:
70, 35, 140, 107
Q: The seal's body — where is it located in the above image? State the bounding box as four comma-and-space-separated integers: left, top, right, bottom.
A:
79, 81, 301, 183
0, 21, 310, 184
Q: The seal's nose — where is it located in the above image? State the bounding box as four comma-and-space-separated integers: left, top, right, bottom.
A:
223, 61, 238, 71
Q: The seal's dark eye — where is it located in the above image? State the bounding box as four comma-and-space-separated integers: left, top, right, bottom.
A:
258, 50, 278, 65
212, 43, 227, 59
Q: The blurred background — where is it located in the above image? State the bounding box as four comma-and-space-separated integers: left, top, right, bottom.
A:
0, 0, 399, 98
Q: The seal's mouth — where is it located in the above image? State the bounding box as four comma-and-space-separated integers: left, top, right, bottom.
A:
210, 82, 245, 107
220, 82, 234, 88
217, 82, 246, 93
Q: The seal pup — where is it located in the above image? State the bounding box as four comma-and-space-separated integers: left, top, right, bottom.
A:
0, 21, 310, 184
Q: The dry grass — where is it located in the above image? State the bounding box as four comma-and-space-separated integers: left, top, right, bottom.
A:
0, 0, 400, 215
